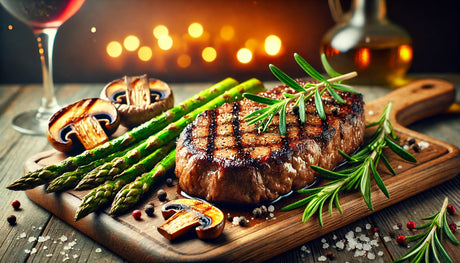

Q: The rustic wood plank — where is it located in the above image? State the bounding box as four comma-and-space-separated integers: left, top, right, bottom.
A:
18, 79, 460, 262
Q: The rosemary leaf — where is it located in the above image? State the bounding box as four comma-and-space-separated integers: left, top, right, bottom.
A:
243, 93, 281, 105
279, 101, 287, 135
297, 94, 306, 123
381, 154, 396, 175
269, 64, 305, 92
314, 88, 326, 119
326, 85, 345, 104
321, 53, 341, 78
332, 83, 360, 94
384, 136, 417, 162
294, 53, 327, 82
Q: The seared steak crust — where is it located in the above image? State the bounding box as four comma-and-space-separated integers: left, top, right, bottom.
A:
175, 81, 365, 204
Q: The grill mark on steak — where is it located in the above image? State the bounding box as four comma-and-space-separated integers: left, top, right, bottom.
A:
175, 81, 365, 204
206, 109, 217, 162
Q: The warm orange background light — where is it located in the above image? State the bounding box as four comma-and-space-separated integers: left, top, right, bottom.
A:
123, 35, 140, 51
107, 41, 122, 58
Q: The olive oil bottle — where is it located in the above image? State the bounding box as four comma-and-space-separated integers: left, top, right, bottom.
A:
321, 0, 413, 87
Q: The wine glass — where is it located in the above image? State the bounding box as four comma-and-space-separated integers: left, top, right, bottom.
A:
0, 0, 86, 135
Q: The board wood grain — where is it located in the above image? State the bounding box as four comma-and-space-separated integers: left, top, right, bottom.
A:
24, 79, 460, 262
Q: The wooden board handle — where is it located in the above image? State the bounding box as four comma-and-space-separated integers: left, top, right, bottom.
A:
365, 79, 455, 127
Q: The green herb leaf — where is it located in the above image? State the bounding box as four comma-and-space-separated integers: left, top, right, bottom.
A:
243, 93, 281, 105
294, 53, 327, 82
314, 88, 326, 119
321, 53, 341, 78
384, 136, 417, 162
269, 64, 305, 92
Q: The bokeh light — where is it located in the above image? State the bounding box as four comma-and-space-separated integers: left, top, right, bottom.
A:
158, 35, 173, 50
153, 25, 169, 39
90, 26, 96, 33
123, 35, 140, 51
264, 35, 282, 55
399, 44, 413, 62
202, 47, 217, 62
107, 41, 123, 58
237, 48, 252, 64
188, 22, 203, 38
220, 25, 234, 41
138, 46, 153, 61
177, 54, 192, 68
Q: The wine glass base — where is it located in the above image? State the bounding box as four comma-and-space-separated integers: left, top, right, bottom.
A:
12, 110, 51, 136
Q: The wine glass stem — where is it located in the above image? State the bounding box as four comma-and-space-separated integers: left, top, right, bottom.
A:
34, 28, 59, 120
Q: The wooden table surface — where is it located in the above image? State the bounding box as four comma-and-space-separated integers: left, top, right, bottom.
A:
1, 74, 459, 263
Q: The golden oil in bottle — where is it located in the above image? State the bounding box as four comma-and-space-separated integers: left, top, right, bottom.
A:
321, 41, 413, 86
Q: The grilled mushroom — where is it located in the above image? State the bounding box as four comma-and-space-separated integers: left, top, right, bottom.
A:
46, 98, 120, 153
158, 199, 225, 240
101, 75, 174, 128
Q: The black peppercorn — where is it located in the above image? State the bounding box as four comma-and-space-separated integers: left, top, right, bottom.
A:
144, 204, 155, 217
165, 178, 174, 187
238, 216, 248, 227
252, 207, 262, 218
7, 215, 17, 226
408, 138, 416, 145
260, 205, 268, 215
157, 189, 167, 201
227, 213, 233, 222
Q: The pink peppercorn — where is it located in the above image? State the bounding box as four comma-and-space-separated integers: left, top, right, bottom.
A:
447, 205, 455, 215
11, 200, 21, 210
449, 223, 457, 233
132, 210, 142, 220
407, 221, 416, 230
396, 235, 406, 245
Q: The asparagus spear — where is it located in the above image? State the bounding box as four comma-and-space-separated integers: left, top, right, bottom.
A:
75, 78, 265, 190
45, 140, 144, 192
8, 78, 239, 190
74, 142, 175, 221
109, 149, 176, 216
74, 78, 265, 220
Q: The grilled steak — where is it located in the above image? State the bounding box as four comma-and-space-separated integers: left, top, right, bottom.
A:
175, 81, 365, 204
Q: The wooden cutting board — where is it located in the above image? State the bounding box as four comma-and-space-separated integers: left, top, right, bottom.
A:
24, 79, 460, 262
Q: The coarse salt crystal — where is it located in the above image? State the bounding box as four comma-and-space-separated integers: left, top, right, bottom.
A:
418, 141, 430, 150
25, 249, 31, 254
268, 205, 275, 213
368, 110, 374, 116
403, 145, 410, 151
30, 248, 37, 254
336, 240, 345, 250
59, 235, 68, 242
95, 248, 102, 253
73, 254, 79, 259
354, 250, 366, 257
383, 236, 392, 242
269, 213, 274, 218
365, 223, 371, 230
318, 255, 327, 262
322, 243, 329, 249
19, 232, 27, 238
332, 234, 337, 240
28, 237, 37, 243
43, 246, 48, 250
377, 251, 384, 257
355, 226, 362, 232
46, 254, 53, 257
392, 224, 400, 230
321, 238, 327, 243
367, 252, 376, 260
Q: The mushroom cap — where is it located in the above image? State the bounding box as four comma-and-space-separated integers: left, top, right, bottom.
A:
100, 77, 174, 128
46, 98, 120, 153
160, 199, 225, 240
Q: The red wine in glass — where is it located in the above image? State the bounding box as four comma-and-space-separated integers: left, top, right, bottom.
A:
0, 0, 85, 135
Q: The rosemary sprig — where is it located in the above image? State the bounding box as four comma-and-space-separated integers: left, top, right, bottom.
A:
394, 197, 459, 263
243, 53, 358, 135
281, 102, 417, 226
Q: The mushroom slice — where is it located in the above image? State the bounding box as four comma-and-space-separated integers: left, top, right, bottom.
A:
46, 98, 120, 153
101, 75, 174, 128
158, 199, 225, 240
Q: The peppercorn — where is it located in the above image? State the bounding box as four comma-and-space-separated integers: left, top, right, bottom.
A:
252, 207, 262, 218
11, 200, 21, 210
408, 138, 416, 145
144, 204, 155, 217
227, 213, 233, 222
325, 251, 335, 260
396, 235, 406, 245
260, 205, 268, 215
238, 216, 248, 227
407, 221, 416, 230
7, 215, 17, 226
447, 205, 455, 215
132, 210, 142, 220
165, 178, 174, 187
413, 144, 421, 153
157, 189, 167, 201
449, 223, 457, 233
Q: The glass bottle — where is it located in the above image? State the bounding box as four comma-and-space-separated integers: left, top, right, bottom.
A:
321, 0, 413, 87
